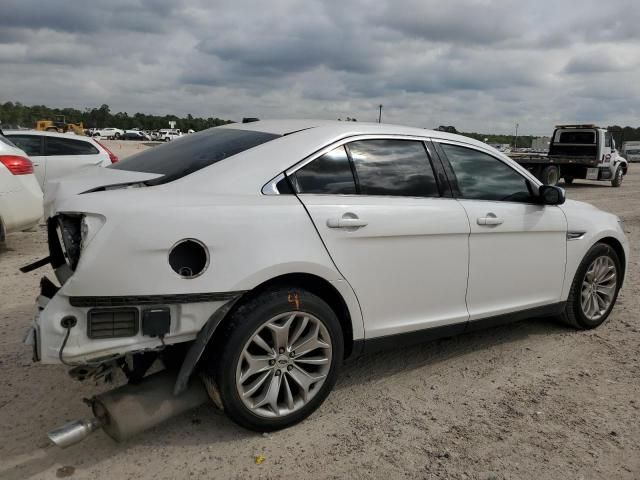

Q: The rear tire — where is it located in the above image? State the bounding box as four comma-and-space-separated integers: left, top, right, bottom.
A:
541, 165, 560, 186
210, 287, 343, 431
611, 167, 623, 187
560, 243, 621, 329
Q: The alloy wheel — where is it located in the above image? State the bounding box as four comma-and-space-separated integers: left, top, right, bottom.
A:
235, 312, 333, 418
580, 255, 617, 321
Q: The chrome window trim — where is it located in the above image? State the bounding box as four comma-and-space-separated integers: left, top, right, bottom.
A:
262, 133, 434, 195
261, 173, 285, 195
262, 133, 543, 196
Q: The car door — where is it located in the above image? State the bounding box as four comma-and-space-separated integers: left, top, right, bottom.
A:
6, 134, 46, 187
43, 136, 104, 190
434, 140, 567, 321
290, 137, 470, 339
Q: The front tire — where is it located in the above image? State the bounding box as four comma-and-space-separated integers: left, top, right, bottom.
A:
611, 166, 624, 187
564, 176, 574, 185
211, 287, 343, 431
561, 243, 621, 329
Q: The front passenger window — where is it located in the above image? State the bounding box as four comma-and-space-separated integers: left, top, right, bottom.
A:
440, 143, 534, 202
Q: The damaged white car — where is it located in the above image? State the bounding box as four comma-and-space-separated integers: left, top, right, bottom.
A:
25, 120, 628, 447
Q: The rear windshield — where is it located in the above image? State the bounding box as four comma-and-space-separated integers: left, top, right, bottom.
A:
556, 130, 596, 144
111, 128, 280, 184
0, 135, 17, 148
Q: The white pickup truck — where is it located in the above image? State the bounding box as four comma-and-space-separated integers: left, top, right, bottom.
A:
510, 125, 628, 187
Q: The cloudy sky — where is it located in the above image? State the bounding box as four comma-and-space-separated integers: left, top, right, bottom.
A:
1, 0, 639, 134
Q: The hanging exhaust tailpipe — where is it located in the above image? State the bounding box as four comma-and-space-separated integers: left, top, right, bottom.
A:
48, 370, 209, 448
48, 418, 102, 448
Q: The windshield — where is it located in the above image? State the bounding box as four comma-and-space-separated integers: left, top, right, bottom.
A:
111, 127, 280, 184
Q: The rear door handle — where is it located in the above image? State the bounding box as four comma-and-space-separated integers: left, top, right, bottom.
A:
477, 213, 504, 226
327, 215, 368, 229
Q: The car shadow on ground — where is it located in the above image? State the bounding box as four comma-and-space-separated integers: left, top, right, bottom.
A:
0, 314, 570, 480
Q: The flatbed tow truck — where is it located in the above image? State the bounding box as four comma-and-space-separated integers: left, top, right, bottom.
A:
510, 124, 628, 187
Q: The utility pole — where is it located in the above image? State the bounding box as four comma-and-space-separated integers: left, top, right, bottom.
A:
514, 123, 519, 150
378, 105, 383, 123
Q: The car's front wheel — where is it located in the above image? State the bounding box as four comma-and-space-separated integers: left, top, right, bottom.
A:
561, 243, 622, 329
210, 287, 343, 431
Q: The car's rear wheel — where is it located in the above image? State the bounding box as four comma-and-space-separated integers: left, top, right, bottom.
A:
561, 243, 621, 329
210, 287, 343, 431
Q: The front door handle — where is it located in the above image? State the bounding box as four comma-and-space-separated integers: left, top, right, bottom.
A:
477, 213, 504, 226
327, 214, 368, 229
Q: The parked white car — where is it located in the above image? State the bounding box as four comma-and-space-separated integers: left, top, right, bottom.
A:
27, 121, 628, 445
157, 128, 182, 141
5, 130, 118, 193
91, 128, 124, 139
0, 134, 43, 242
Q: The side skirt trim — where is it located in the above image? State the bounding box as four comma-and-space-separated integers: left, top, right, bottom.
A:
361, 302, 566, 355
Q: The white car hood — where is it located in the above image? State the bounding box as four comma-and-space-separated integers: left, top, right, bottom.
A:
44, 168, 162, 217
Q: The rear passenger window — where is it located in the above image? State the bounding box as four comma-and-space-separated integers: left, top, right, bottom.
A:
7, 135, 42, 156
347, 140, 439, 197
294, 146, 356, 194
45, 137, 99, 156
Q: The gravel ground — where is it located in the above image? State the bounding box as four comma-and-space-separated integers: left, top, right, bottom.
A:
0, 159, 638, 480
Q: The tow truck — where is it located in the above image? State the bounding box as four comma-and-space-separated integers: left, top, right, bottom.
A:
510, 125, 628, 187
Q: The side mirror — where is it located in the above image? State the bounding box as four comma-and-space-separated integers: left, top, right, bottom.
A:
539, 185, 566, 205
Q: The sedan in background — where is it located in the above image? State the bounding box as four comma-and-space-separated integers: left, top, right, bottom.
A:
0, 133, 43, 243
90, 127, 124, 139
5, 130, 118, 193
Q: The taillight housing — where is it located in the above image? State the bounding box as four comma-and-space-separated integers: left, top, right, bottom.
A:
0, 155, 34, 175
96, 140, 119, 163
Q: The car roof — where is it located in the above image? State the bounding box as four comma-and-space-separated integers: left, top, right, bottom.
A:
4, 129, 94, 141
221, 119, 489, 149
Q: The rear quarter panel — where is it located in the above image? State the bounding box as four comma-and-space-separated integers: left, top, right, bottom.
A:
56, 189, 365, 340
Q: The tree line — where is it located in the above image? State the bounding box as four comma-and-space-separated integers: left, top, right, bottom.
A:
3, 102, 640, 145
0, 102, 234, 131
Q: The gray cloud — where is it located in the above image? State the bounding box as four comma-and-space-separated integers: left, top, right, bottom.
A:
1, 0, 639, 134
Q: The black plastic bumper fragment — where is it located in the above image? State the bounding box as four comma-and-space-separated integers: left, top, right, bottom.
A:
69, 291, 246, 308
19, 256, 52, 274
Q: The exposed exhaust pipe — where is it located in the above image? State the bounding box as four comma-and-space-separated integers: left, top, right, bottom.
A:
48, 370, 209, 448
48, 418, 102, 448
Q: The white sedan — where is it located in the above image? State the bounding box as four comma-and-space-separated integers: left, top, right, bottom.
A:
29, 120, 627, 440
5, 130, 118, 193
0, 134, 43, 243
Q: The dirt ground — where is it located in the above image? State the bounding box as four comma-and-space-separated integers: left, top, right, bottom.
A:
0, 157, 638, 480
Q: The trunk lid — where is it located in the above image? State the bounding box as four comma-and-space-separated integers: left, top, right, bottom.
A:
44, 168, 162, 217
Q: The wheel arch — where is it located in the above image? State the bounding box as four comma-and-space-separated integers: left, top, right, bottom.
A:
597, 236, 626, 286
222, 272, 356, 359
